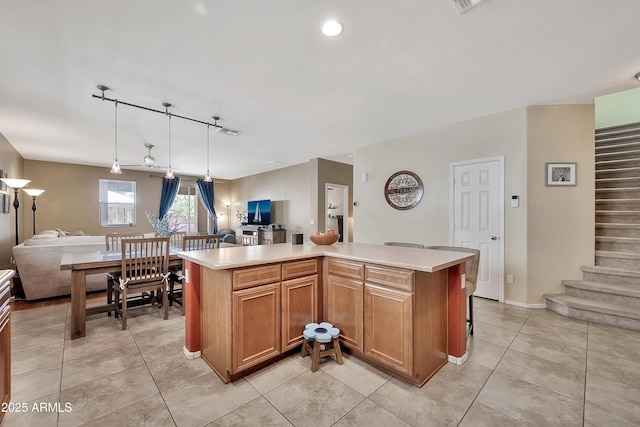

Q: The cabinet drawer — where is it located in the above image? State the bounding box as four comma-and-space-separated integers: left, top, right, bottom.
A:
365, 264, 414, 291
327, 259, 364, 281
282, 258, 319, 280
233, 263, 281, 290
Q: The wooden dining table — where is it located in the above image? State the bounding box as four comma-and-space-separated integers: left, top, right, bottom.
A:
61, 247, 187, 339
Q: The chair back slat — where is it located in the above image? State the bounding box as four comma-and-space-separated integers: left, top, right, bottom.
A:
170, 231, 186, 248
105, 232, 145, 251
121, 237, 170, 285
182, 234, 221, 251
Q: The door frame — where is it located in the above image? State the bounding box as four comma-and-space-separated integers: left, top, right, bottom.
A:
449, 155, 505, 303
325, 183, 350, 241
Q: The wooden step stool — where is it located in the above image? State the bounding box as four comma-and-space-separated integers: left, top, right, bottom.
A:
300, 322, 344, 372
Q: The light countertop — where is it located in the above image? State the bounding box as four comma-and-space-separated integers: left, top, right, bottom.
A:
177, 242, 473, 273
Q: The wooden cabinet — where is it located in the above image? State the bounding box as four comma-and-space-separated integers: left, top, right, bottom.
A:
364, 264, 415, 376
281, 258, 320, 351
326, 259, 364, 352
201, 259, 319, 382
200, 253, 449, 386
364, 284, 413, 376
0, 270, 13, 424
323, 259, 447, 385
232, 282, 281, 372
281, 276, 318, 351
235, 226, 286, 246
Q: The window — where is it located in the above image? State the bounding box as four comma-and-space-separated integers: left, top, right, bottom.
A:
99, 179, 136, 227
170, 185, 197, 233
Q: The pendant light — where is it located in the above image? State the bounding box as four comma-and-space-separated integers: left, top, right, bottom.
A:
163, 102, 174, 180
110, 95, 122, 174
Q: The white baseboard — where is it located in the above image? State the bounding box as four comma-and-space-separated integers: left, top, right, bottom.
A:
448, 352, 469, 366
183, 346, 201, 359
504, 299, 546, 309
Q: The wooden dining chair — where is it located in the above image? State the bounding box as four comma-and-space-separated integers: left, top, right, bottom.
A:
113, 236, 170, 330
105, 232, 145, 315
169, 234, 221, 314
424, 245, 480, 336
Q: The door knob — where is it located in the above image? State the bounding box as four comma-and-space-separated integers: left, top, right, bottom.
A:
491, 235, 498, 240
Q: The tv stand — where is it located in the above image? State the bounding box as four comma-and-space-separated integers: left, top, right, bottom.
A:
235, 226, 286, 246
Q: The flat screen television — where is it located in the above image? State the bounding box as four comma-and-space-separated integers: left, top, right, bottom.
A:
247, 199, 271, 225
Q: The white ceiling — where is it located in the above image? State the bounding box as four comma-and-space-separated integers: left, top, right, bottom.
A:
1, 1, 639, 180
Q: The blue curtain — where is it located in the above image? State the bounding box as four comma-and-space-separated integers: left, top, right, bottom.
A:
159, 177, 181, 219
197, 179, 218, 233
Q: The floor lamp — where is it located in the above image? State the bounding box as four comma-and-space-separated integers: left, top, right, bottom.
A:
23, 188, 45, 235
0, 178, 31, 245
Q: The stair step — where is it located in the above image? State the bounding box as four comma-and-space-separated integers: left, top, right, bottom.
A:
595, 250, 640, 269
562, 280, 640, 308
596, 176, 640, 189
596, 148, 640, 162
581, 264, 640, 286
595, 236, 640, 252
596, 158, 640, 170
544, 293, 640, 331
596, 166, 640, 179
596, 141, 640, 155
595, 199, 640, 210
596, 187, 640, 199
595, 211, 640, 224
595, 223, 640, 238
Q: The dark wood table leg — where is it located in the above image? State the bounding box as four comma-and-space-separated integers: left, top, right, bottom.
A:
70, 270, 87, 339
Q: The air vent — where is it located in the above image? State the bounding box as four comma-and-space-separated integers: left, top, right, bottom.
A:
450, 0, 484, 13
215, 127, 241, 136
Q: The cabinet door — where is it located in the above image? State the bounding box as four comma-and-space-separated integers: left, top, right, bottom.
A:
281, 275, 318, 351
364, 284, 413, 376
326, 275, 363, 351
232, 283, 281, 373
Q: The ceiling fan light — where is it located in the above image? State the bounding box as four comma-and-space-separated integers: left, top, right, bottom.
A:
165, 168, 175, 180
204, 172, 212, 182
110, 159, 122, 174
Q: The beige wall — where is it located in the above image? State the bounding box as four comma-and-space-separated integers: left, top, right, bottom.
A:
21, 160, 233, 237
353, 105, 595, 306
230, 160, 353, 242
230, 163, 311, 240
526, 105, 595, 304
0, 132, 25, 269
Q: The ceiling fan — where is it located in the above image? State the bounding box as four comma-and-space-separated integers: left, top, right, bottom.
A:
121, 143, 168, 169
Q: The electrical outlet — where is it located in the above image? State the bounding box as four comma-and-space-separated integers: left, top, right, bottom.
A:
506, 274, 514, 284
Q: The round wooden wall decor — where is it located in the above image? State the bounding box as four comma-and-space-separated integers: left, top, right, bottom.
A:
384, 170, 424, 210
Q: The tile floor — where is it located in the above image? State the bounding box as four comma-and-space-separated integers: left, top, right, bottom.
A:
4, 296, 640, 426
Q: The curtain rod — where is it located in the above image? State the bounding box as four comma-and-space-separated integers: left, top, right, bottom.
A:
92, 85, 240, 134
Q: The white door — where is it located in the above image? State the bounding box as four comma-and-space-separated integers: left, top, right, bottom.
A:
451, 157, 503, 301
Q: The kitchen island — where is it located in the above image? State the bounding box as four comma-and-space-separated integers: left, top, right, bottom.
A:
178, 242, 472, 386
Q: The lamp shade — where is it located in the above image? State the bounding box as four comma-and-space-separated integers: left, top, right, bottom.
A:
0, 178, 30, 189
23, 188, 45, 197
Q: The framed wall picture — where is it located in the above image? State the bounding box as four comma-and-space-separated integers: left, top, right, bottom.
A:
384, 170, 424, 210
546, 162, 577, 186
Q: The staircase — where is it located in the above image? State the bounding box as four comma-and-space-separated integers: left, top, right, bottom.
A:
544, 122, 640, 331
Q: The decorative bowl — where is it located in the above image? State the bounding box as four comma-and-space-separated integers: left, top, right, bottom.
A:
309, 233, 340, 245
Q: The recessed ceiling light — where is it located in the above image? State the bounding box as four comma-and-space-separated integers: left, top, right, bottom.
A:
322, 20, 342, 37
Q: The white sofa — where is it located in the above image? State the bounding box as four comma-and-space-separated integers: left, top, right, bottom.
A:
12, 234, 107, 300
